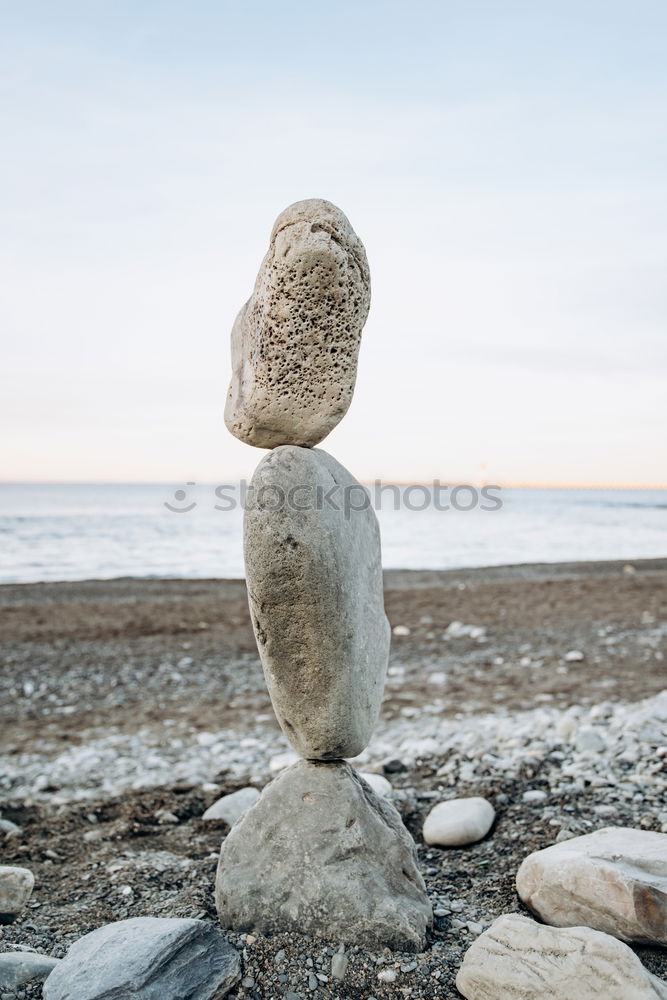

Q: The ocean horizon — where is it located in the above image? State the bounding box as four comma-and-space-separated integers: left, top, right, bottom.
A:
0, 482, 665, 584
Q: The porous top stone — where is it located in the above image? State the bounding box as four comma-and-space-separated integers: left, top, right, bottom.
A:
215, 760, 432, 951
516, 826, 667, 945
0, 865, 34, 923
423, 797, 495, 847
42, 917, 241, 1000
244, 445, 390, 759
224, 198, 370, 449
456, 913, 667, 1000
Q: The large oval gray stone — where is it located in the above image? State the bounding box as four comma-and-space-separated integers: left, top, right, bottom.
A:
244, 445, 390, 759
215, 760, 432, 951
224, 199, 370, 449
42, 917, 240, 1000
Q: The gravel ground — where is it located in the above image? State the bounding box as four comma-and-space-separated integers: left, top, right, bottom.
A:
0, 558, 666, 998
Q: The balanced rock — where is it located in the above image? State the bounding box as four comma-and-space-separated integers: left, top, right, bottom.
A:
516, 826, 667, 945
225, 198, 370, 449
244, 446, 390, 759
215, 760, 432, 951
0, 865, 34, 923
0, 952, 60, 989
202, 787, 260, 824
423, 797, 495, 846
43, 917, 240, 1000
456, 913, 667, 1000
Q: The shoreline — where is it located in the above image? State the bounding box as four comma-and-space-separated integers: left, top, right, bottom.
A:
2, 553, 666, 591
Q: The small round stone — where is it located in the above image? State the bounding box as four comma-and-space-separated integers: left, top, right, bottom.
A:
423, 797, 495, 847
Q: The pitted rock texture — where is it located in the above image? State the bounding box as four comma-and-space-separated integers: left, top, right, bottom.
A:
244, 445, 390, 759
516, 826, 667, 945
224, 198, 370, 448
215, 760, 432, 951
42, 917, 241, 1000
456, 914, 667, 1000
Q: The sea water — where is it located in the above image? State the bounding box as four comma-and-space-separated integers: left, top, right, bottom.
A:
0, 483, 665, 583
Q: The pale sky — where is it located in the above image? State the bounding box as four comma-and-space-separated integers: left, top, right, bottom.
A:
2, 0, 666, 485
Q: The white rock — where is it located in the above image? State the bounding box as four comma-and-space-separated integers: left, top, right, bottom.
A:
456, 913, 667, 1000
392, 625, 411, 636
0, 866, 34, 923
555, 715, 577, 741
269, 750, 300, 774
358, 772, 392, 797
378, 968, 397, 983
202, 787, 261, 824
225, 198, 370, 449
516, 826, 667, 944
0, 819, 21, 836
575, 727, 606, 753
564, 649, 585, 661
444, 621, 486, 639
423, 797, 495, 847
522, 789, 547, 803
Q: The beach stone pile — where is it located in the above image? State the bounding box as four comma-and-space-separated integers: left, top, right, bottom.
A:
216, 198, 432, 949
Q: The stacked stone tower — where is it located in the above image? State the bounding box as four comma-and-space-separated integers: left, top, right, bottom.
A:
215, 199, 432, 950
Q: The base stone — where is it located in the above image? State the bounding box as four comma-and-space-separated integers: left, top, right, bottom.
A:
215, 760, 432, 951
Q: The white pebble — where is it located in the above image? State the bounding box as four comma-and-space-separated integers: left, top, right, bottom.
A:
378, 968, 397, 983
358, 772, 393, 797
423, 797, 495, 847
203, 787, 261, 824
522, 789, 548, 804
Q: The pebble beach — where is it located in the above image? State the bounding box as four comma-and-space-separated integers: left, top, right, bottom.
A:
1, 557, 666, 997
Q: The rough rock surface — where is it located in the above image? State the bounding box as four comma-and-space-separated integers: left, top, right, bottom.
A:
202, 786, 260, 824
225, 198, 370, 449
215, 760, 432, 951
0, 865, 34, 923
423, 797, 495, 847
516, 826, 667, 944
42, 916, 241, 1000
0, 952, 60, 988
456, 913, 667, 1000
244, 446, 390, 759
